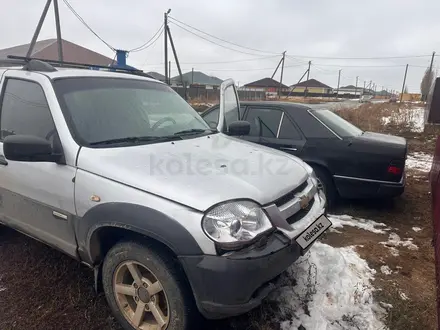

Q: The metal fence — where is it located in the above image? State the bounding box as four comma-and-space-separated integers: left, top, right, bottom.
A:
171, 86, 266, 102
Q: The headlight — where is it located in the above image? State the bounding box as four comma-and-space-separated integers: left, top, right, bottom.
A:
202, 200, 273, 248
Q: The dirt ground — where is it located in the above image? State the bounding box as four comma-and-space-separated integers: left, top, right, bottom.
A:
0, 103, 438, 330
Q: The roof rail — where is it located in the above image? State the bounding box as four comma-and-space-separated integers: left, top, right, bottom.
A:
4, 55, 154, 79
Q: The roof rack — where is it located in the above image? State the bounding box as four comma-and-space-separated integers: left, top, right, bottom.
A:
2, 55, 154, 79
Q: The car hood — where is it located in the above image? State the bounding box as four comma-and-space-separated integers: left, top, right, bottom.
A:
77, 134, 309, 211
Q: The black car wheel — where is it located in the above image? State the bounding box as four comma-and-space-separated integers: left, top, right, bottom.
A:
102, 240, 196, 330
312, 166, 337, 207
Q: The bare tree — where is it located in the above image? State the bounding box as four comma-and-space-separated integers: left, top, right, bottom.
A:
421, 67, 435, 101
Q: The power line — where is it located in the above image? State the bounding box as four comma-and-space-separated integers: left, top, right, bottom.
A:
143, 63, 306, 72
129, 24, 164, 52
168, 16, 280, 56
61, 0, 115, 51
139, 28, 166, 66
142, 55, 280, 66
286, 54, 434, 60
169, 20, 278, 57
314, 63, 408, 68
187, 63, 306, 72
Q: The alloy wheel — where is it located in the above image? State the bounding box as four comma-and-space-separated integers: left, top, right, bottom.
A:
113, 261, 170, 330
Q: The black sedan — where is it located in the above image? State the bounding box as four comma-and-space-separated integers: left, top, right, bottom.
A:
201, 101, 407, 204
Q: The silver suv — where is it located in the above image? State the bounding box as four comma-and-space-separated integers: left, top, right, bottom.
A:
0, 60, 330, 330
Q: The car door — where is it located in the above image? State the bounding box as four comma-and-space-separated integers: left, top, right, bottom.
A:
242, 106, 305, 156
217, 79, 240, 133
0, 73, 78, 257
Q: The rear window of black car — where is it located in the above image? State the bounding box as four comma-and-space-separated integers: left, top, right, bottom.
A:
311, 109, 363, 138
291, 110, 336, 139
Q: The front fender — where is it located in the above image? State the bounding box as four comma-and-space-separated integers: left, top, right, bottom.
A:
75, 202, 204, 265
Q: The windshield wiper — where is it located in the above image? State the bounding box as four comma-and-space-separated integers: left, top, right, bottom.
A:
89, 135, 181, 146
173, 128, 216, 136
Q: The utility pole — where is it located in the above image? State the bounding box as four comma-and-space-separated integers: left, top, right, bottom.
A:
27, 0, 52, 57
425, 51, 436, 101
279, 51, 286, 98
164, 9, 171, 85
168, 61, 171, 83
53, 0, 63, 61
166, 24, 186, 99
286, 68, 309, 98
191, 68, 194, 85
355, 76, 359, 97
363, 81, 366, 95
400, 64, 409, 103
271, 55, 284, 79
336, 69, 341, 99
304, 60, 311, 97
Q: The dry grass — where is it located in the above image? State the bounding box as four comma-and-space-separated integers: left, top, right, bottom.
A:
335, 103, 420, 134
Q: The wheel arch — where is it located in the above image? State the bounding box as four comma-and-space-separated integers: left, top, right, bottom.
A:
76, 202, 204, 266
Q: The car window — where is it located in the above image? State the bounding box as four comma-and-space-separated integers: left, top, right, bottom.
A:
245, 107, 282, 138
54, 78, 211, 145
279, 115, 302, 139
203, 107, 220, 128
311, 109, 363, 137
291, 109, 336, 139
0, 79, 56, 141
203, 106, 246, 128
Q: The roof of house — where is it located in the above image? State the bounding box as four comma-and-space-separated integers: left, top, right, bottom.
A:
340, 85, 357, 89
0, 38, 115, 67
292, 79, 332, 89
171, 71, 223, 86
146, 71, 166, 82
243, 77, 289, 89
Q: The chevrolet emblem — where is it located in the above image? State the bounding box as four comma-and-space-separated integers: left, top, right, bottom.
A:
299, 195, 310, 209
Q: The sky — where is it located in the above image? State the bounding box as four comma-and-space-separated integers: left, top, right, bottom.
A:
1, 0, 440, 93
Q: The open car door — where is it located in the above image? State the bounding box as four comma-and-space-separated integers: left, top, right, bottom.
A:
217, 79, 240, 133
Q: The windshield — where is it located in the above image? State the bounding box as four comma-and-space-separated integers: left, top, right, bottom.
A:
311, 109, 363, 137
53, 77, 211, 146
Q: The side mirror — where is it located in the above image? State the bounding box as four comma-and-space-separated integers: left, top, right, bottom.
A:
228, 121, 250, 136
3, 135, 61, 162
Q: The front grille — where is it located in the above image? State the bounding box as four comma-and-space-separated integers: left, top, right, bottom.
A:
274, 180, 308, 207
286, 199, 315, 225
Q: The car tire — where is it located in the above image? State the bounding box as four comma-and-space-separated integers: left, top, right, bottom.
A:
102, 240, 196, 330
312, 166, 337, 207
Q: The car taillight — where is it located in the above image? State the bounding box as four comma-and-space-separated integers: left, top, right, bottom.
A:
388, 165, 402, 175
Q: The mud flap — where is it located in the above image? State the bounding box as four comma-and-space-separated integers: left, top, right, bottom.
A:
93, 264, 103, 294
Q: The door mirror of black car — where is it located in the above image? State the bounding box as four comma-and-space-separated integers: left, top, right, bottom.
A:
3, 135, 62, 162
228, 121, 250, 136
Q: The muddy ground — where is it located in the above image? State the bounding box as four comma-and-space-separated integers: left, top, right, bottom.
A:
0, 104, 437, 330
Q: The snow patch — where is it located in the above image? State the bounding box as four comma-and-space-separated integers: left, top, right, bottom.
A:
0, 287, 6, 292
328, 214, 389, 234
275, 242, 386, 330
380, 265, 392, 275
406, 152, 433, 173
380, 302, 393, 309
412, 227, 422, 232
399, 291, 409, 301
381, 107, 425, 132
380, 233, 418, 253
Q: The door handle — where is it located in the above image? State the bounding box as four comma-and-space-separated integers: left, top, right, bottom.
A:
280, 147, 298, 151
0, 155, 7, 166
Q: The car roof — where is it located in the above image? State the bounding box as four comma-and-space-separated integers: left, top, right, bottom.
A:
3, 67, 163, 83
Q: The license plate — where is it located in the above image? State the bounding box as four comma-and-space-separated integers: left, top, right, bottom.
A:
295, 215, 332, 249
